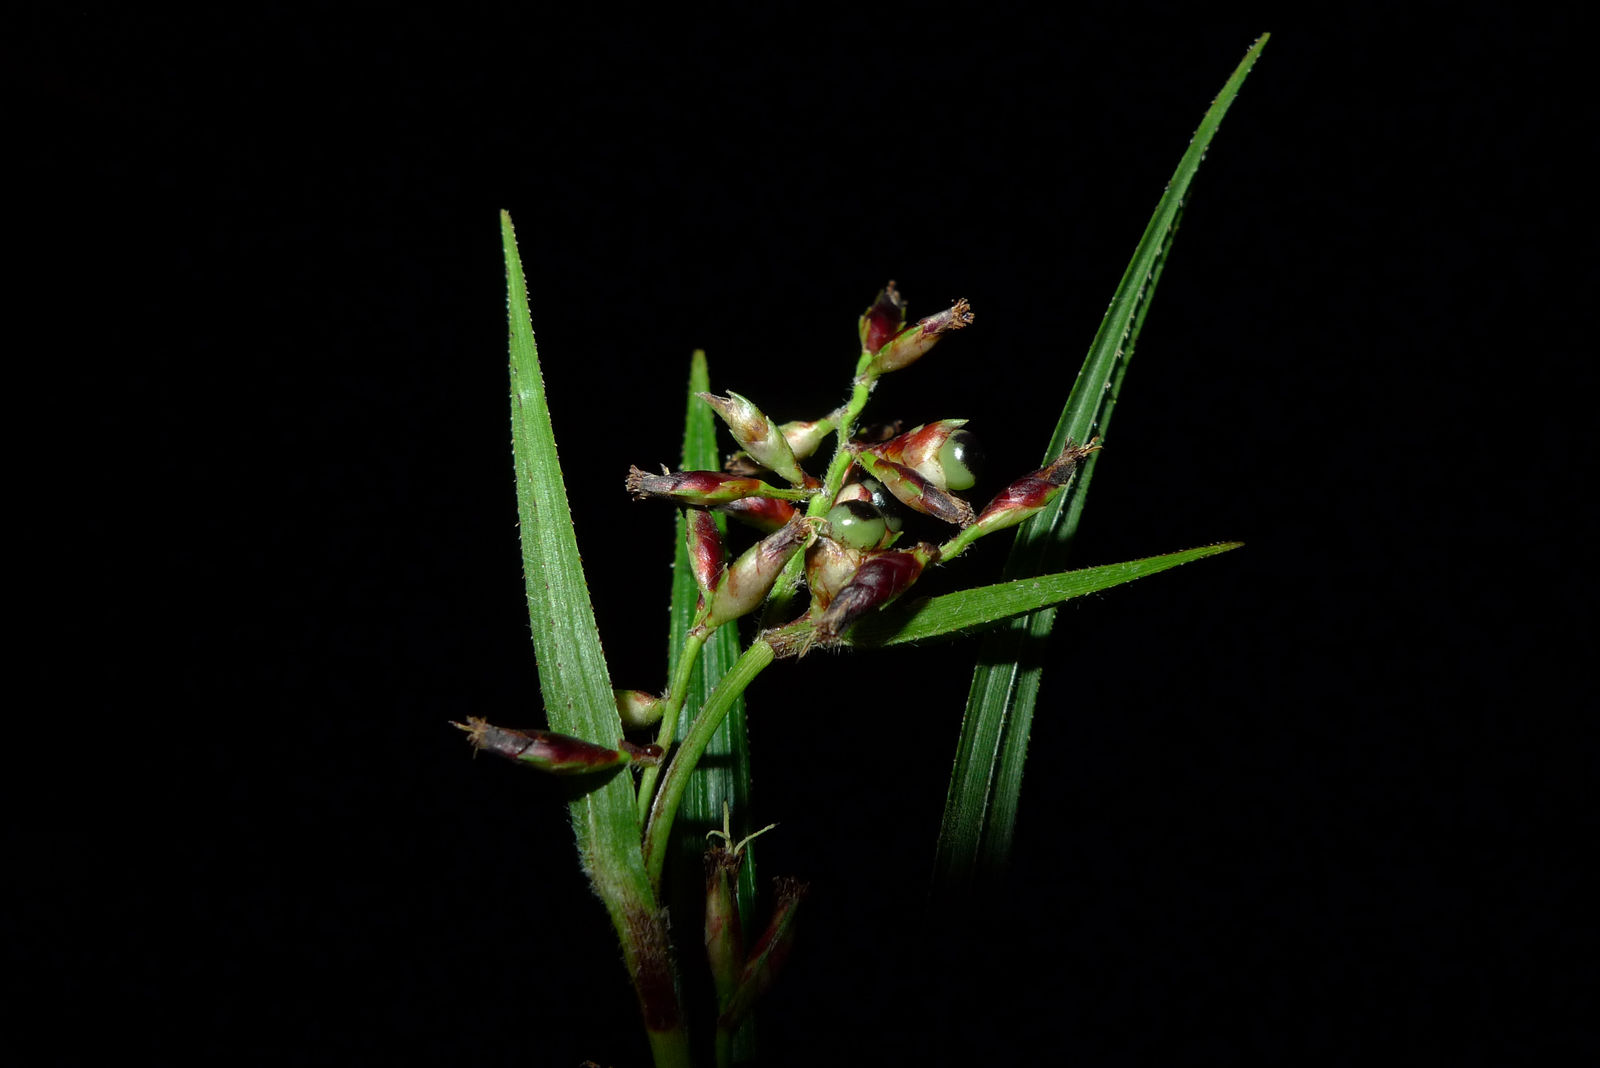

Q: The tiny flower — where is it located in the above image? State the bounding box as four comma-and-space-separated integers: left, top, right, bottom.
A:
715, 495, 799, 532
779, 409, 844, 460
704, 847, 745, 1006
718, 877, 809, 1032
698, 392, 811, 487
723, 412, 837, 475
858, 281, 907, 355
804, 533, 864, 611
626, 466, 813, 506
866, 419, 983, 491
853, 450, 976, 527
685, 508, 725, 601
451, 717, 663, 773
615, 689, 667, 730
813, 541, 939, 643
861, 296, 973, 379
967, 438, 1102, 538
706, 514, 817, 627
704, 803, 778, 1010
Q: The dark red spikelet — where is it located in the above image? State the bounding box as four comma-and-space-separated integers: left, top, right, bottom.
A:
859, 281, 908, 355
813, 543, 938, 642
716, 495, 799, 532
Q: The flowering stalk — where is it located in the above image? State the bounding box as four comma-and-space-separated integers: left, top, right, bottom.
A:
750, 286, 975, 627
634, 628, 708, 821
644, 639, 778, 890
636, 513, 812, 820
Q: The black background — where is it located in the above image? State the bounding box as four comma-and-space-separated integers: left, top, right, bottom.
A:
19, 8, 1587, 1066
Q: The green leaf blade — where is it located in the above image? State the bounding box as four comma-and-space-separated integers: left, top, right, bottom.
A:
936, 36, 1268, 890
663, 351, 760, 1060
503, 212, 685, 1059
847, 543, 1242, 648
504, 212, 620, 746
666, 352, 759, 923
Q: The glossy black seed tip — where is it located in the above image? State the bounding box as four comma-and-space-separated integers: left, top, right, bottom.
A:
940, 430, 984, 491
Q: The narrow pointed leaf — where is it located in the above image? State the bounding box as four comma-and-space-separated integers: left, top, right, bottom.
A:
503, 212, 686, 1061
666, 352, 760, 1052
668, 352, 756, 896
504, 212, 624, 768
937, 37, 1268, 889
847, 544, 1241, 648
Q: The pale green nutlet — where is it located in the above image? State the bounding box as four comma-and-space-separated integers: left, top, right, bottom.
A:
859, 478, 905, 532
936, 430, 983, 491
825, 500, 887, 550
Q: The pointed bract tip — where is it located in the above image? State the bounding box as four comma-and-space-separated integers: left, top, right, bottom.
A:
862, 295, 974, 377
859, 281, 908, 354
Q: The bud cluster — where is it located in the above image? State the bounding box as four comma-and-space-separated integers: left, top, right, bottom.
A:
623, 283, 1102, 655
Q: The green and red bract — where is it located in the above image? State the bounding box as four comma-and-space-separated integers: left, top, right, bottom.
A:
715, 495, 799, 532
717, 877, 809, 1032
813, 541, 940, 644
857, 280, 908, 355
803, 532, 865, 611
703, 847, 745, 1008
697, 391, 813, 487
615, 689, 667, 730
969, 439, 1101, 536
860, 295, 974, 379
703, 514, 817, 629
452, 716, 663, 773
684, 507, 725, 602
864, 418, 977, 491
627, 466, 815, 505
852, 449, 976, 527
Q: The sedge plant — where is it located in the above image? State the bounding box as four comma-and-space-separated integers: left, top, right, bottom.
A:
467, 35, 1266, 1067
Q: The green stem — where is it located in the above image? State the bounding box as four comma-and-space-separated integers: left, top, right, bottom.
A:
636, 629, 709, 821
762, 358, 875, 622
643, 639, 777, 889
937, 524, 982, 563
644, 1022, 693, 1068
812, 372, 874, 516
